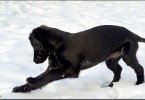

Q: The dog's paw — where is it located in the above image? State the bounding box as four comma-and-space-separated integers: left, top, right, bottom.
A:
108, 82, 114, 87
12, 84, 32, 93
136, 80, 144, 85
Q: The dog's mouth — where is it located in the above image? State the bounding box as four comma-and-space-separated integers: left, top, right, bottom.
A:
34, 56, 48, 64
33, 50, 49, 64
34, 59, 44, 64
34, 60, 43, 64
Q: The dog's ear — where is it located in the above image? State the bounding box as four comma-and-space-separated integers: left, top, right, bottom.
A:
35, 25, 51, 33
29, 34, 41, 44
29, 34, 44, 51
32, 25, 51, 41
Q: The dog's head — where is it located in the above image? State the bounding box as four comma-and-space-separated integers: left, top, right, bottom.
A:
29, 25, 53, 64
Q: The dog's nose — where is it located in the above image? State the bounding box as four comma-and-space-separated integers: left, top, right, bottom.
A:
37, 56, 41, 60
33, 56, 43, 64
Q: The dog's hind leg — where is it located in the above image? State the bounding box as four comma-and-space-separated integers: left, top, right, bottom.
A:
122, 54, 144, 85
105, 57, 122, 87
122, 42, 144, 85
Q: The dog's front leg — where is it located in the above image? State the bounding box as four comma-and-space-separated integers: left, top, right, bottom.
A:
47, 53, 63, 70
26, 66, 79, 88
12, 67, 71, 93
12, 83, 40, 93
12, 65, 61, 93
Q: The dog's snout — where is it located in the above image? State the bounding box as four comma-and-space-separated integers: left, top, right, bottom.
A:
34, 56, 42, 64
37, 56, 41, 60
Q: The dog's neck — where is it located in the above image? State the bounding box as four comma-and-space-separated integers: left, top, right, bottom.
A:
48, 28, 72, 52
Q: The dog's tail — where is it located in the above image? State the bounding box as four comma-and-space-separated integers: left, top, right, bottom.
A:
136, 34, 145, 43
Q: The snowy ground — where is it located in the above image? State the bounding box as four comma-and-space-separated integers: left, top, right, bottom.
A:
0, 1, 145, 99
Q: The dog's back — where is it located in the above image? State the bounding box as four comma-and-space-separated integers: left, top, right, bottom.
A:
67, 25, 137, 66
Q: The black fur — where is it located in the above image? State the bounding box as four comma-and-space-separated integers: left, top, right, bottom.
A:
12, 25, 145, 93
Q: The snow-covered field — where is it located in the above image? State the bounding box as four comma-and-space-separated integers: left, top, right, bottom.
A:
0, 1, 145, 99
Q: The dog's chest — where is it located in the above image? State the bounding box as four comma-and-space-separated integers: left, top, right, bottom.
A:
80, 59, 90, 66
80, 58, 95, 70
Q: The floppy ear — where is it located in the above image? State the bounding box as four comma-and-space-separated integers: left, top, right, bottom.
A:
30, 34, 41, 44
33, 25, 51, 41
29, 34, 44, 50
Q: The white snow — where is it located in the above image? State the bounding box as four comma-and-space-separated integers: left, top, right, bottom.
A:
0, 1, 145, 99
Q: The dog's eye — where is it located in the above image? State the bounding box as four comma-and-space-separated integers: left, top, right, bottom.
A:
34, 44, 40, 48
37, 44, 41, 48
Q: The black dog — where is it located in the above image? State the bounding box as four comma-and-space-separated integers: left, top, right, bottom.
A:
12, 25, 145, 93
